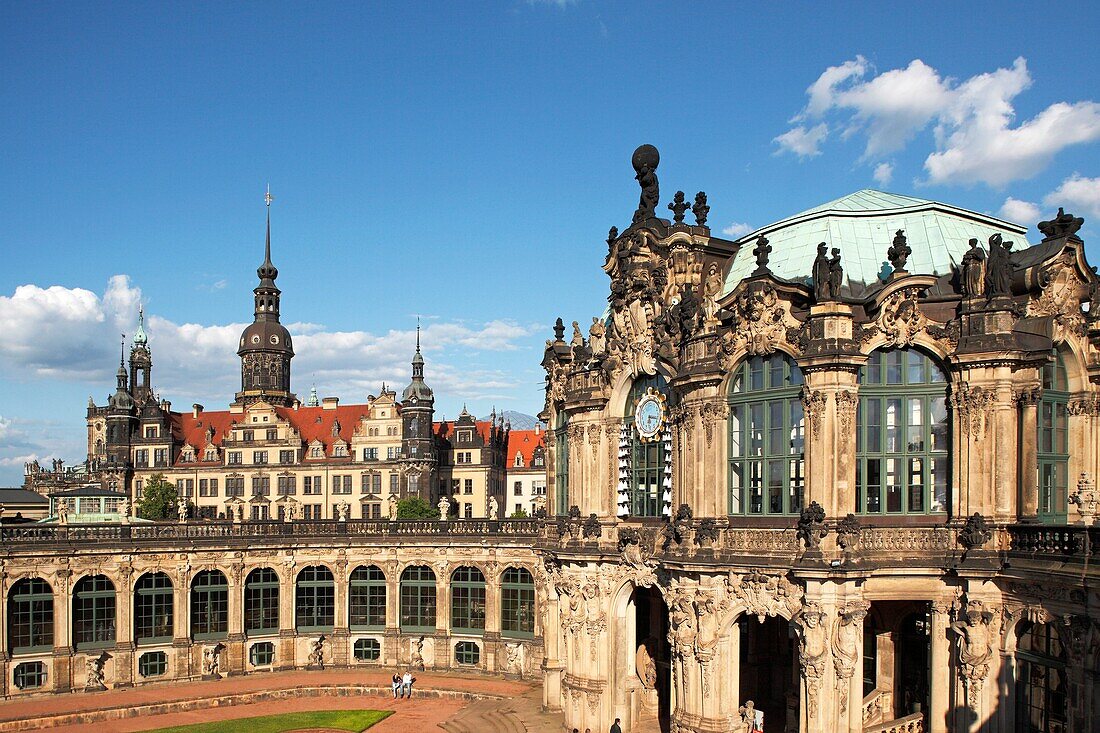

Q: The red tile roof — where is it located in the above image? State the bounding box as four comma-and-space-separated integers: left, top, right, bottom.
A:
507, 429, 545, 468
433, 419, 495, 444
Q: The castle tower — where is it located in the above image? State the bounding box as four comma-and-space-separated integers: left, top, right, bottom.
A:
128, 305, 153, 405
236, 188, 295, 407
105, 342, 136, 467
401, 324, 436, 496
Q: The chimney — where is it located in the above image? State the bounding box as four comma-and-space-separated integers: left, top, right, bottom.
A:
322, 397, 339, 411
192, 404, 204, 418
535, 422, 542, 435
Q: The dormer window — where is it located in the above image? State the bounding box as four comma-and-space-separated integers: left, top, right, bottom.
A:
310, 445, 323, 458
534, 454, 544, 468
204, 447, 218, 462
181, 447, 196, 463
333, 443, 348, 458
514, 453, 524, 467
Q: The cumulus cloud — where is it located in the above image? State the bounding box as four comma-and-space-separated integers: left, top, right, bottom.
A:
873, 162, 894, 186
779, 56, 1100, 187
998, 197, 1042, 225
1043, 174, 1100, 220
722, 222, 754, 238
773, 123, 828, 158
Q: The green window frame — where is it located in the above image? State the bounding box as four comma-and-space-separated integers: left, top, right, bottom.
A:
295, 566, 335, 633
856, 349, 949, 515
455, 640, 480, 666
8, 578, 53, 654
73, 575, 116, 651
13, 661, 46, 690
138, 651, 167, 677
244, 568, 279, 635
1015, 621, 1067, 733
501, 567, 535, 638
623, 374, 668, 518
399, 565, 436, 633
450, 566, 486, 634
354, 637, 381, 661
554, 412, 569, 516
1037, 356, 1069, 522
134, 572, 174, 645
349, 566, 386, 630
249, 641, 275, 666
728, 354, 805, 515
190, 571, 228, 640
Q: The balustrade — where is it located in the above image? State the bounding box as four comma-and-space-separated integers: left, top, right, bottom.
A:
863, 712, 923, 733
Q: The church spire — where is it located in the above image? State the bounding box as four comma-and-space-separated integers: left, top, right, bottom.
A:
133, 305, 147, 347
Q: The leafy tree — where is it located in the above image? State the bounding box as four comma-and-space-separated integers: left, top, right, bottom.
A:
509, 508, 529, 518
396, 497, 439, 519
135, 473, 179, 520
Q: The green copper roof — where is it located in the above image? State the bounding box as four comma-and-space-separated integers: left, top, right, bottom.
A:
722, 189, 1030, 298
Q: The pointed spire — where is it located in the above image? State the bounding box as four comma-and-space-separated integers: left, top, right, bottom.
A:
257, 185, 278, 283
133, 305, 148, 346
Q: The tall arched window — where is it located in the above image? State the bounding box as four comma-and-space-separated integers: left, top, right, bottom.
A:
190, 571, 228, 640
400, 565, 436, 632
9, 578, 53, 654
244, 568, 279, 635
501, 567, 535, 638
73, 575, 115, 651
1015, 620, 1067, 732
295, 566, 335, 632
623, 374, 669, 517
134, 572, 173, 645
450, 566, 486, 634
1038, 355, 1069, 522
728, 354, 805, 515
856, 349, 949, 514
554, 412, 569, 516
349, 565, 386, 630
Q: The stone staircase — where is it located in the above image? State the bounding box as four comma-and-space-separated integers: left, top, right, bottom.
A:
440, 698, 527, 733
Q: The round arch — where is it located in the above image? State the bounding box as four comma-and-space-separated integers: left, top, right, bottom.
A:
134, 571, 173, 645
8, 577, 53, 654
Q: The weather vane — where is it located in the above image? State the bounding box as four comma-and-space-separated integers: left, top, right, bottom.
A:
265, 184, 274, 207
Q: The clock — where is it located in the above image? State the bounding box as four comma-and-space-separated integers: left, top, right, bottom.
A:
633, 388, 667, 442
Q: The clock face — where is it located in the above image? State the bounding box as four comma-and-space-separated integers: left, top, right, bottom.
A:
634, 393, 665, 440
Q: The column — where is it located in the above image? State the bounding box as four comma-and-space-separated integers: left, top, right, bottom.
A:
928, 601, 951, 733
1017, 390, 1040, 521
434, 564, 450, 670
226, 565, 245, 674
52, 571, 73, 693
172, 566, 191, 678
277, 565, 297, 670
484, 569, 501, 673
384, 562, 400, 667
541, 592, 564, 712
331, 559, 349, 667
113, 570, 135, 687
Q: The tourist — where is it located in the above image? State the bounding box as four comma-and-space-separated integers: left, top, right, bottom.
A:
610, 719, 622, 733
391, 672, 401, 699
402, 669, 414, 698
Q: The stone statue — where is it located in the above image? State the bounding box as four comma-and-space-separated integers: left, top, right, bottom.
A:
635, 637, 657, 688
488, 496, 499, 520
951, 603, 995, 706
738, 700, 763, 733
234, 502, 245, 523
631, 144, 660, 223
888, 229, 911, 272
309, 635, 326, 669
412, 636, 425, 669
505, 642, 526, 676
388, 493, 399, 520
961, 238, 986, 297
56, 498, 69, 525
570, 321, 584, 348
668, 190, 689, 223
202, 644, 222, 677
118, 498, 130, 521
336, 500, 349, 522
692, 191, 709, 226
437, 496, 451, 519
84, 653, 106, 690
177, 497, 188, 522
702, 263, 723, 325
984, 233, 1013, 298
588, 317, 606, 356
285, 501, 299, 522
752, 235, 772, 274
812, 242, 832, 301
828, 248, 844, 300
1037, 207, 1084, 239
796, 604, 829, 719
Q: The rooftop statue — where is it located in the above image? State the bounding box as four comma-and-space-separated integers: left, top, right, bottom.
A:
631, 144, 660, 224
961, 239, 986, 298
668, 190, 689, 224
1037, 207, 1084, 239
811, 242, 832, 302
887, 229, 911, 272
752, 235, 772, 275
984, 233, 1013, 298
692, 191, 709, 226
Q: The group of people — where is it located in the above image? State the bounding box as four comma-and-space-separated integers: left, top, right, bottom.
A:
390, 670, 416, 699
571, 719, 623, 733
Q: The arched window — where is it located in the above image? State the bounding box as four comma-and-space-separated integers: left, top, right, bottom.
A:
134, 572, 173, 645
501, 567, 534, 638
623, 374, 669, 517
400, 565, 436, 632
856, 349, 949, 514
9, 578, 53, 654
451, 566, 486, 634
554, 412, 569, 516
728, 354, 805, 515
73, 575, 115, 651
295, 566, 335, 632
244, 568, 279, 635
1038, 355, 1070, 521
1015, 621, 1067, 732
349, 566, 386, 630
190, 570, 228, 640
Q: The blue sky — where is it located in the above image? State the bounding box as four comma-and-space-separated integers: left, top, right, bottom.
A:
2, 1, 1099, 484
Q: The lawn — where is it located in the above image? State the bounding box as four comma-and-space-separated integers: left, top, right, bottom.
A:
153, 709, 392, 733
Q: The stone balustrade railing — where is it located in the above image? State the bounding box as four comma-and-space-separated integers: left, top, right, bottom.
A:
1007, 525, 1099, 557
862, 688, 893, 726
863, 712, 924, 733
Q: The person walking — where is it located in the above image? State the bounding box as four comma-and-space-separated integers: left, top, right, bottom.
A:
610, 719, 623, 733
402, 669, 414, 699
391, 672, 401, 699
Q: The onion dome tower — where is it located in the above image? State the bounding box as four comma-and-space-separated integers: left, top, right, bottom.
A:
128, 305, 153, 406
401, 323, 436, 465
236, 188, 295, 407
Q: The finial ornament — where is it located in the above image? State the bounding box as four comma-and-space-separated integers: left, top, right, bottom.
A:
1037, 207, 1084, 239
265, 184, 274, 207
752, 235, 772, 275
692, 192, 709, 227
631, 144, 660, 224
887, 229, 911, 272
553, 318, 565, 342
668, 191, 689, 224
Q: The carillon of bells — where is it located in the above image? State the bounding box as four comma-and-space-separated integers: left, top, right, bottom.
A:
661, 429, 673, 517
617, 422, 631, 517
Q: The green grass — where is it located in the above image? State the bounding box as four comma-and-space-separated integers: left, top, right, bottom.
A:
153, 709, 392, 733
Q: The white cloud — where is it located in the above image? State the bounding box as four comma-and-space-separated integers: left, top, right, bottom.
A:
781, 56, 1100, 187
722, 222, 754, 238
873, 162, 894, 186
1043, 174, 1100, 220
998, 197, 1041, 225
773, 123, 828, 158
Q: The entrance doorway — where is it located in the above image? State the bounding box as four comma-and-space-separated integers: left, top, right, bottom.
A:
897, 610, 931, 718
632, 586, 670, 732
739, 615, 798, 732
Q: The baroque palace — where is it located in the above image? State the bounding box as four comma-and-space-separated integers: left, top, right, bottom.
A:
0, 148, 1098, 733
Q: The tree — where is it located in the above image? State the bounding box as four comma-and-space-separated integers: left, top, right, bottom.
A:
510, 508, 529, 518
135, 473, 178, 520
396, 497, 439, 519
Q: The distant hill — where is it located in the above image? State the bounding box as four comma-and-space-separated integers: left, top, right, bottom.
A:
479, 410, 543, 430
